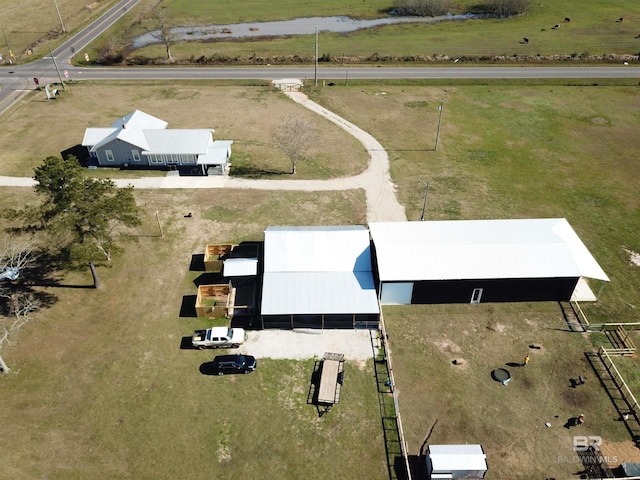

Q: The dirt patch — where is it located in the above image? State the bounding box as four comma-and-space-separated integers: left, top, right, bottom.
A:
434, 336, 461, 354
601, 440, 640, 467
624, 248, 640, 267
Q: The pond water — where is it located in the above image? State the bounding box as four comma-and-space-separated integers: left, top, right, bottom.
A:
132, 14, 483, 49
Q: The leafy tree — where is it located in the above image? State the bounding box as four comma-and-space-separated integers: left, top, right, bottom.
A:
272, 117, 317, 175
7, 156, 141, 288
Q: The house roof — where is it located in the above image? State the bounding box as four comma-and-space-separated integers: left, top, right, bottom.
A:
369, 218, 609, 282
198, 140, 234, 166
82, 111, 222, 156
428, 444, 487, 472
142, 129, 214, 155
261, 226, 379, 316
110, 110, 167, 130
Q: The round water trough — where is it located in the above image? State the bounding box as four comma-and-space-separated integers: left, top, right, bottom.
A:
492, 368, 511, 386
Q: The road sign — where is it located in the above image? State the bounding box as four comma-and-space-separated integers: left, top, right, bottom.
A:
33, 77, 39, 86
64, 70, 69, 79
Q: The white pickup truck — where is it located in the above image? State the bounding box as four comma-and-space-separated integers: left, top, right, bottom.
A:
192, 327, 246, 349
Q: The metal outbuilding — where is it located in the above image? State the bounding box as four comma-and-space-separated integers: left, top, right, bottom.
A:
426, 444, 488, 479
260, 226, 380, 329
369, 218, 609, 305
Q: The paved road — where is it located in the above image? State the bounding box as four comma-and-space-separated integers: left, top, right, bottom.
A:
1, 0, 639, 114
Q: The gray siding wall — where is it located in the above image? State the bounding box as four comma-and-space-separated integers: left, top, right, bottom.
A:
96, 140, 147, 167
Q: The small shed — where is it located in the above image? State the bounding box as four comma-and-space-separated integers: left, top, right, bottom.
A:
426, 444, 488, 479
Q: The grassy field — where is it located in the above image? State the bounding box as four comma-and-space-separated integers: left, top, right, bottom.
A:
2, 0, 639, 65
99, 0, 640, 63
1, 187, 384, 480
1, 80, 640, 479
384, 303, 636, 479
0, 81, 368, 178
0, 0, 118, 62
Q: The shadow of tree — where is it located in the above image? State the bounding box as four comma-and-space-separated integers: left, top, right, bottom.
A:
230, 165, 289, 178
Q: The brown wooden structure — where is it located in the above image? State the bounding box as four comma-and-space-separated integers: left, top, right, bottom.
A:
195, 283, 236, 318
203, 244, 234, 272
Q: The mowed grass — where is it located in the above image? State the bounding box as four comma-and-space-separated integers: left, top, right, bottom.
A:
0, 187, 384, 480
1, 80, 640, 479
0, 81, 368, 178
383, 303, 633, 479
0, 0, 117, 62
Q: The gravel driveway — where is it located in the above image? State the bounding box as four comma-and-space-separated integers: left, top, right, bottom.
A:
239, 328, 379, 361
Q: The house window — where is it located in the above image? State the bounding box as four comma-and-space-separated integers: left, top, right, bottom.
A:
132, 150, 141, 162
105, 150, 115, 162
182, 154, 194, 164
166, 154, 179, 165
149, 155, 164, 165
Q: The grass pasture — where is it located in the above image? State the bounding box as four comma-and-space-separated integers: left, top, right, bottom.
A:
1, 79, 640, 479
0, 187, 382, 480
384, 303, 636, 479
104, 0, 640, 63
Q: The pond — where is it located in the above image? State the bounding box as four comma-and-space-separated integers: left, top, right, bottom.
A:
132, 13, 483, 49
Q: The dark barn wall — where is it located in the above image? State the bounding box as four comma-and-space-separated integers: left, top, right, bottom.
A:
410, 277, 579, 304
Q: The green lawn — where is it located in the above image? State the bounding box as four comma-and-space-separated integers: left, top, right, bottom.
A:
1, 80, 640, 479
95, 0, 640, 64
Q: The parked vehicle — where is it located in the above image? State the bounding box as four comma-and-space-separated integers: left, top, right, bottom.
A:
212, 354, 257, 375
192, 327, 246, 349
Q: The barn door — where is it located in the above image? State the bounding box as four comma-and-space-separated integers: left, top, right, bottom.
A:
471, 288, 483, 304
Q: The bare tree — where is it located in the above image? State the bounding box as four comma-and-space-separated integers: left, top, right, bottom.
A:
484, 0, 530, 17
0, 291, 41, 373
0, 237, 37, 282
0, 239, 40, 373
392, 0, 453, 17
273, 117, 317, 175
151, 9, 175, 61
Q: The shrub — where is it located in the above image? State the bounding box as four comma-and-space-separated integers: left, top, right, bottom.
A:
392, 0, 454, 17
483, 0, 530, 17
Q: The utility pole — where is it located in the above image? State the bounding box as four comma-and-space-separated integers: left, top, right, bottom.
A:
48, 46, 67, 91
434, 98, 444, 151
53, 0, 66, 33
314, 25, 318, 87
419, 179, 429, 221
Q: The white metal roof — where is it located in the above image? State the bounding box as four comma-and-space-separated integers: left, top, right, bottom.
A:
369, 219, 609, 282
223, 258, 257, 277
143, 129, 213, 154
82, 128, 117, 147
264, 225, 372, 273
261, 271, 379, 315
428, 444, 487, 472
110, 110, 168, 130
261, 226, 379, 315
198, 140, 233, 166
